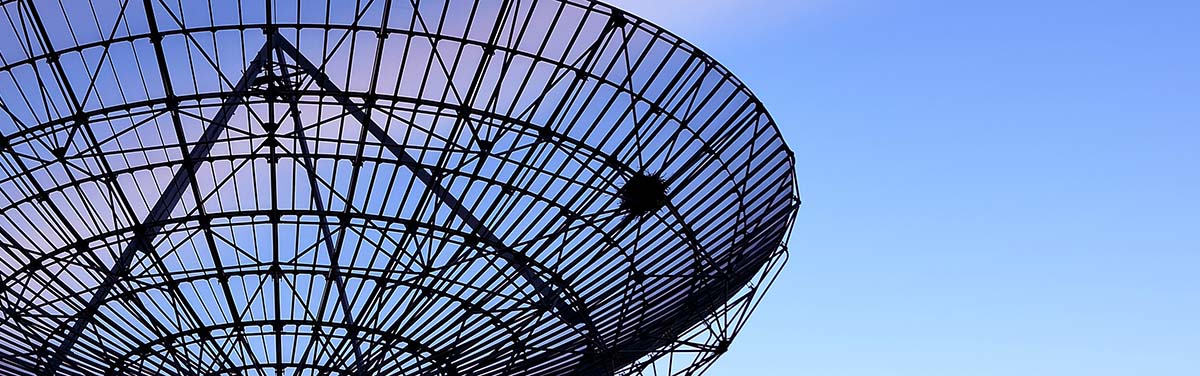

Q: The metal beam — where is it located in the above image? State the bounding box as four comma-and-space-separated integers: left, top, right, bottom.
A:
267, 43, 370, 375
39, 40, 275, 375
269, 34, 593, 329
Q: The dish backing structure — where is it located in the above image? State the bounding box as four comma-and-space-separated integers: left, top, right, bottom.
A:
0, 1, 798, 375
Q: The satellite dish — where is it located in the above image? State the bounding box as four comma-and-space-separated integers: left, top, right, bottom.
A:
0, 1, 797, 375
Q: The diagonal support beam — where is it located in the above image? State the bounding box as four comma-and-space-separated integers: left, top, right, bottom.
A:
267, 42, 370, 375
270, 34, 593, 328
39, 40, 275, 376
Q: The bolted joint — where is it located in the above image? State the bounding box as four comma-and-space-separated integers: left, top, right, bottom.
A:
51, 146, 69, 159
537, 126, 554, 140
603, 153, 622, 167
477, 139, 494, 153
715, 339, 732, 354
605, 11, 628, 31
461, 233, 480, 246
268, 263, 284, 279
27, 257, 44, 272
131, 224, 148, 238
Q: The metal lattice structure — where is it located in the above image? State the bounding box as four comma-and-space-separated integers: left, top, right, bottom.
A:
0, 0, 798, 375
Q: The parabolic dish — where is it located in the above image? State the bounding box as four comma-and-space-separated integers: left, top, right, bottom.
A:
0, 1, 798, 375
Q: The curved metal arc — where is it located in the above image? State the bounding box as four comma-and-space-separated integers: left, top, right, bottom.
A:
112, 321, 464, 376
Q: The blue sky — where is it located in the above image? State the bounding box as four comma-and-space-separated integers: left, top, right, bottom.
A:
607, 0, 1200, 374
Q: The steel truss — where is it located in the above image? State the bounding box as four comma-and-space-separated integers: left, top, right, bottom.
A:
0, 1, 798, 375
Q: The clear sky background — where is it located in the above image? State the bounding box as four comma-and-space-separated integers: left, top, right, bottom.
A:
606, 1, 1199, 375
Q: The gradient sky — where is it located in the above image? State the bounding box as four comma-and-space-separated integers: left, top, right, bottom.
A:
606, 1, 1200, 375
